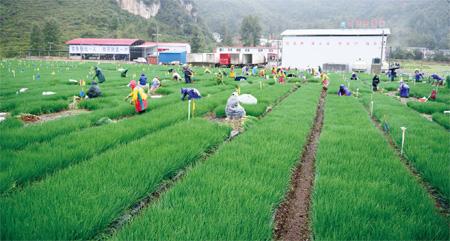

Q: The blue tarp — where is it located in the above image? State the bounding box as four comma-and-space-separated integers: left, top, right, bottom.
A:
159, 52, 187, 64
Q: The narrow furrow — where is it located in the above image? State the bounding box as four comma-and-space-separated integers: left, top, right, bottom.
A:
274, 89, 326, 241
364, 102, 449, 216
92, 83, 301, 240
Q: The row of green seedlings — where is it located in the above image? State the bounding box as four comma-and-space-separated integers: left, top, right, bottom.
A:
311, 94, 448, 240
360, 92, 450, 201
0, 82, 298, 239
341, 76, 450, 130
331, 76, 450, 201
381, 82, 450, 128
112, 84, 322, 240
382, 81, 450, 104
0, 85, 233, 193
0, 83, 294, 194
0, 119, 231, 240
0, 84, 217, 150
0, 76, 239, 151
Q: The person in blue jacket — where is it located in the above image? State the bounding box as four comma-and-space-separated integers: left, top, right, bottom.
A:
93, 66, 106, 83
183, 65, 193, 84
399, 81, 410, 98
338, 84, 352, 96
414, 70, 423, 82
181, 88, 201, 101
431, 73, 444, 85
138, 73, 148, 87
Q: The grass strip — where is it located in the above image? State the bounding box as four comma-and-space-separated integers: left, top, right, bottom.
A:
360, 92, 450, 200
311, 95, 448, 240
0, 89, 232, 193
407, 101, 449, 115
0, 119, 230, 240
113, 84, 322, 240
432, 112, 450, 129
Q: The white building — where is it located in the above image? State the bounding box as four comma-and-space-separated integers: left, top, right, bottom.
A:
281, 29, 390, 71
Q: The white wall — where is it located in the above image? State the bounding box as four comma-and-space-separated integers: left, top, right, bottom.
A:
281, 36, 387, 70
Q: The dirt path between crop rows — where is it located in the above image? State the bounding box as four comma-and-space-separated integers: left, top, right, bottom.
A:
366, 106, 449, 217
274, 88, 327, 241
92, 84, 302, 240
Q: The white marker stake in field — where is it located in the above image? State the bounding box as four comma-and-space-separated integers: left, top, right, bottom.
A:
356, 88, 359, 98
400, 127, 407, 156
188, 100, 191, 121
370, 101, 374, 117
260, 81, 263, 90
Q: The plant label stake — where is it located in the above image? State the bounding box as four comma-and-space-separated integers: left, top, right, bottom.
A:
188, 99, 191, 120
400, 127, 407, 156
356, 88, 359, 98
370, 101, 374, 117
260, 81, 262, 90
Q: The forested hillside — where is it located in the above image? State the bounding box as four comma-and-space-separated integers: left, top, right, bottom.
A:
0, 0, 213, 57
194, 0, 449, 49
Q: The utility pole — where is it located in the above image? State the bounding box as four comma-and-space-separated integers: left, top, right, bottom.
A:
152, 24, 162, 62
48, 42, 54, 56
380, 30, 385, 63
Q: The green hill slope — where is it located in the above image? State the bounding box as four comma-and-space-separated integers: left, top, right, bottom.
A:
193, 0, 449, 49
0, 0, 213, 57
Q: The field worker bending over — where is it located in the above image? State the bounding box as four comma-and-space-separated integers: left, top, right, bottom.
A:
150, 77, 161, 95
338, 84, 352, 96
125, 80, 148, 113
372, 74, 380, 91
230, 65, 236, 79
414, 70, 423, 82
181, 88, 201, 101
93, 66, 106, 83
431, 73, 444, 86
86, 81, 102, 98
139, 73, 148, 87
173, 70, 181, 81
225, 92, 246, 131
252, 66, 258, 76
398, 81, 410, 98
350, 72, 358, 80
321, 72, 330, 90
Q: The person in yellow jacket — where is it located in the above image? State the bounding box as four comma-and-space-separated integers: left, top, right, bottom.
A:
321, 72, 330, 90
229, 65, 236, 79
125, 80, 148, 113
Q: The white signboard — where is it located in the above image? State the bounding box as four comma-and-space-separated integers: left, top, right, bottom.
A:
157, 46, 188, 53
69, 45, 130, 54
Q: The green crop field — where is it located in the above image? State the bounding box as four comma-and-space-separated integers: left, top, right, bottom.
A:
0, 59, 448, 240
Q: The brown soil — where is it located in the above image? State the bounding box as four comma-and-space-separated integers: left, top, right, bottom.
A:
368, 111, 449, 217
93, 83, 304, 240
22, 109, 90, 124
274, 89, 327, 241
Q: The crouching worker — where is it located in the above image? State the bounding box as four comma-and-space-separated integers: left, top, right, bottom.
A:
86, 81, 102, 98
321, 72, 330, 90
150, 77, 161, 95
399, 81, 410, 98
431, 74, 444, 86
93, 66, 106, 83
125, 80, 148, 113
181, 88, 201, 101
372, 74, 380, 91
225, 92, 246, 131
173, 70, 181, 81
235, 76, 247, 81
338, 84, 352, 96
